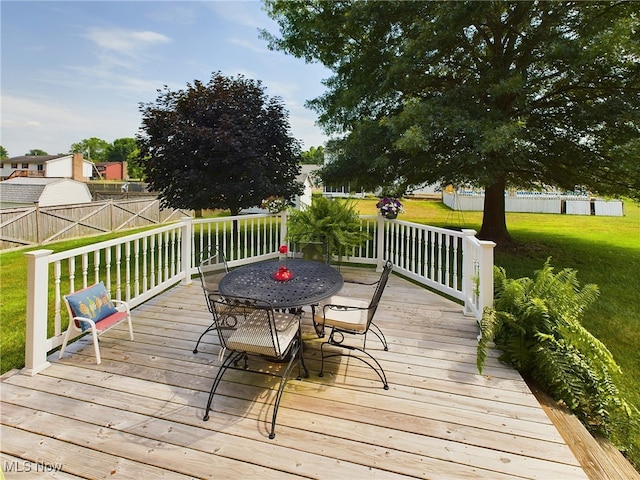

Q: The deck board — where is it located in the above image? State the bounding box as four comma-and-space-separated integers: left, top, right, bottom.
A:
1, 267, 589, 479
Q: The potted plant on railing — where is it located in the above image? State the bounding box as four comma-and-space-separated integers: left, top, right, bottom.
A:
287, 196, 370, 264
376, 197, 404, 219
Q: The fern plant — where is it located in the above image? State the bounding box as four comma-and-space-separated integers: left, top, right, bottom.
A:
286, 196, 370, 263
477, 259, 634, 435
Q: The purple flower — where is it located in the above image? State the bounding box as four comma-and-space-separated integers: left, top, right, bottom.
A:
376, 197, 404, 217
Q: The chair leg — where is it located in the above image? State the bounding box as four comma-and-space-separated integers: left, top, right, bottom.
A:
296, 336, 309, 380
58, 327, 73, 359
319, 331, 389, 390
369, 322, 388, 351
127, 315, 134, 341
269, 343, 300, 439
193, 322, 216, 353
203, 351, 243, 421
310, 304, 324, 338
91, 330, 102, 365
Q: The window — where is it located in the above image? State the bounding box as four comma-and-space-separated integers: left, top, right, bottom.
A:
11, 163, 17, 169
37, 164, 44, 171
22, 163, 29, 168
324, 184, 350, 194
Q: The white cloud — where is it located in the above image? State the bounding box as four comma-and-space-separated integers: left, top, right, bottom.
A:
0, 2, 329, 157
1, 94, 141, 156
84, 28, 171, 58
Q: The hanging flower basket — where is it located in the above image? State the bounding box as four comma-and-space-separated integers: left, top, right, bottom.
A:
376, 197, 404, 219
261, 196, 288, 213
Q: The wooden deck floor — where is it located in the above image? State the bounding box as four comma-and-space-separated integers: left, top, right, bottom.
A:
1, 267, 589, 479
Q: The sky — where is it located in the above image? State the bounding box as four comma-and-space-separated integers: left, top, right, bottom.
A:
1, 0, 332, 158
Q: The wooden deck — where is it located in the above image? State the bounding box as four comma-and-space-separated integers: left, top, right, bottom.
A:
1, 267, 590, 479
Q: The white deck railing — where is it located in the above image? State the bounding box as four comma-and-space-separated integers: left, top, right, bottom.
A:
24, 213, 494, 375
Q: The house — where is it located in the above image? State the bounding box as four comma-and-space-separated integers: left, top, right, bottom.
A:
0, 153, 93, 181
296, 165, 319, 210
0, 177, 92, 207
241, 166, 318, 214
92, 161, 128, 181
319, 150, 365, 198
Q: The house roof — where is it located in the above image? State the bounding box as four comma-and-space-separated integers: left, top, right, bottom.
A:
2, 154, 70, 165
298, 164, 321, 187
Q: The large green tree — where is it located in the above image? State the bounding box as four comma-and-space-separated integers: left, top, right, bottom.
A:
70, 137, 110, 162
263, 1, 640, 244
26, 149, 48, 156
106, 138, 138, 163
301, 145, 325, 165
137, 72, 302, 215
106, 137, 144, 179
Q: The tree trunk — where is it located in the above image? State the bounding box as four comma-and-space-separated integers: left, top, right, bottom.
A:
477, 177, 513, 245
230, 207, 241, 240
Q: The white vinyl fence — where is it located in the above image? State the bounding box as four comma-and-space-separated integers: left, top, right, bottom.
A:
443, 192, 624, 216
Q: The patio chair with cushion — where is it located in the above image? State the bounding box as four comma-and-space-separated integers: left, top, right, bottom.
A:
203, 294, 309, 439
193, 247, 229, 354
59, 281, 134, 364
316, 260, 393, 389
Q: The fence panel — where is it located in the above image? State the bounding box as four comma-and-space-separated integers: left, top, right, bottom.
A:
1, 199, 191, 250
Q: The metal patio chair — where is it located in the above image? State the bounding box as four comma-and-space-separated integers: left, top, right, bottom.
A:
203, 295, 309, 439
316, 260, 393, 389
193, 248, 229, 354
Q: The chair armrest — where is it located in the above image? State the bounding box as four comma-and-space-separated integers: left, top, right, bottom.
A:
111, 299, 131, 314
72, 316, 97, 330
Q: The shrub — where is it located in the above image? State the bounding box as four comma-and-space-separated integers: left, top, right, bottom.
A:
477, 259, 637, 437
286, 196, 370, 262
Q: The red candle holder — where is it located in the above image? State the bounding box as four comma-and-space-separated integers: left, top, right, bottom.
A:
273, 266, 293, 282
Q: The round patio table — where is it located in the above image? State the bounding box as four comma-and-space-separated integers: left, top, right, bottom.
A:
218, 259, 343, 309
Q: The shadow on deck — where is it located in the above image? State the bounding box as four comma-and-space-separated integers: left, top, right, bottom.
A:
1, 267, 603, 478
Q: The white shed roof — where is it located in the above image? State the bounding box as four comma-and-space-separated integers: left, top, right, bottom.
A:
0, 177, 92, 207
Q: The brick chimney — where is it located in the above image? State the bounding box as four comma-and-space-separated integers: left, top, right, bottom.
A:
72, 153, 85, 181
122, 160, 129, 180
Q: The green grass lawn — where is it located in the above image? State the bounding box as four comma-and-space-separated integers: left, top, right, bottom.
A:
1, 198, 638, 465
391, 197, 640, 408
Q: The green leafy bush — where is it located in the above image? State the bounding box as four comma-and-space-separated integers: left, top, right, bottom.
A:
477, 259, 637, 437
286, 196, 370, 262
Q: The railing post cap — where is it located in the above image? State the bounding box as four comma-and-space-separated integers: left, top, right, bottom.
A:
24, 249, 54, 258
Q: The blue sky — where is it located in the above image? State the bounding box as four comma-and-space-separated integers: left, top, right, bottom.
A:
1, 1, 331, 158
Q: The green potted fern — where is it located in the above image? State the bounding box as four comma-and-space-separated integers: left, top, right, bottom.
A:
286, 196, 370, 264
